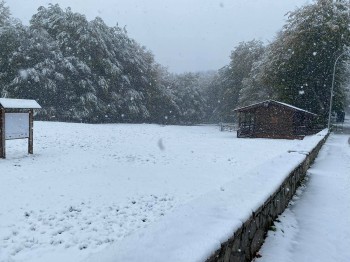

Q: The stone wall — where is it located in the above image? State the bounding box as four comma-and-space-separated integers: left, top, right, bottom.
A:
206, 133, 329, 262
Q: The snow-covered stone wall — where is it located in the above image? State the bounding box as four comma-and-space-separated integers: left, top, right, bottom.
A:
206, 133, 329, 262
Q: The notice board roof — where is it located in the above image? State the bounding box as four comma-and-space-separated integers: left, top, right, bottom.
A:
0, 98, 41, 109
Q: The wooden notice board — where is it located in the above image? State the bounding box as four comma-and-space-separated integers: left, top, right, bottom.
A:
0, 98, 41, 158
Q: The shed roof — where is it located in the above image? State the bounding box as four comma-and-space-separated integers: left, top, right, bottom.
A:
0, 98, 41, 109
234, 100, 317, 116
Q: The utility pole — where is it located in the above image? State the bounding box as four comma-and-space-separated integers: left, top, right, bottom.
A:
328, 51, 347, 130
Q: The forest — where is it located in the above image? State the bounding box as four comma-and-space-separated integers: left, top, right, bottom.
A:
0, 0, 349, 125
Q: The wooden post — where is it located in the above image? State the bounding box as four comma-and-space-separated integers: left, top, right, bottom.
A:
0, 108, 5, 158
28, 109, 34, 154
237, 112, 241, 138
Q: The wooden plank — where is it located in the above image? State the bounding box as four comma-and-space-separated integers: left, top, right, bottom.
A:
28, 109, 33, 154
0, 108, 5, 158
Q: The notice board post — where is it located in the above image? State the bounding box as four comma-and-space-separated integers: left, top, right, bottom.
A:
28, 109, 34, 154
0, 98, 41, 159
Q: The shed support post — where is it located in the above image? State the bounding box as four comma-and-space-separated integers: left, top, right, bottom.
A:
0, 108, 5, 158
28, 109, 33, 154
237, 113, 241, 138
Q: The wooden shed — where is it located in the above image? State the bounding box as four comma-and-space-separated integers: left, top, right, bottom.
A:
234, 100, 317, 139
0, 98, 41, 158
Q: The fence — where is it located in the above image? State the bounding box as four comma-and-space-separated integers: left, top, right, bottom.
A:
220, 123, 238, 132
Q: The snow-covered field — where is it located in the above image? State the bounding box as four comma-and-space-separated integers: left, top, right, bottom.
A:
0, 122, 325, 262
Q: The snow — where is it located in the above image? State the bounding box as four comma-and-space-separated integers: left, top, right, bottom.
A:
0, 98, 41, 109
234, 100, 316, 116
272, 101, 317, 115
0, 122, 326, 262
84, 153, 307, 262
255, 133, 350, 262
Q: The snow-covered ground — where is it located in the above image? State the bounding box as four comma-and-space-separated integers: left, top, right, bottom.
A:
0, 122, 326, 262
255, 132, 350, 262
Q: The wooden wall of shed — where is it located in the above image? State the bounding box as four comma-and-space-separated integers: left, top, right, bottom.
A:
252, 104, 297, 139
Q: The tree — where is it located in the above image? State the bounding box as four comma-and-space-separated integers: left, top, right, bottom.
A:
262, 0, 350, 124
28, 4, 161, 122
0, 2, 217, 125
238, 50, 275, 106
166, 73, 207, 124
0, 0, 10, 26
0, 1, 25, 97
206, 40, 265, 122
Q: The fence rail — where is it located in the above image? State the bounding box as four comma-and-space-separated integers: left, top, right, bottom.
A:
219, 123, 238, 132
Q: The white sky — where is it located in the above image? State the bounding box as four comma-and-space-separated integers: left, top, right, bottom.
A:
8, 0, 309, 73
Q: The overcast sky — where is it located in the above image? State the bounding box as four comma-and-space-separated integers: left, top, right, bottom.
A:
8, 0, 309, 73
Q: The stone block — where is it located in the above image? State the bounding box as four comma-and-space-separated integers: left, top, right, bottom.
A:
250, 229, 265, 256
229, 251, 245, 262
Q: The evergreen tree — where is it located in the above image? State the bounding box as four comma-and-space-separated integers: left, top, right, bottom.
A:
0, 2, 215, 125
167, 73, 207, 124
28, 4, 158, 122
145, 64, 181, 124
0, 0, 10, 25
0, 1, 25, 96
